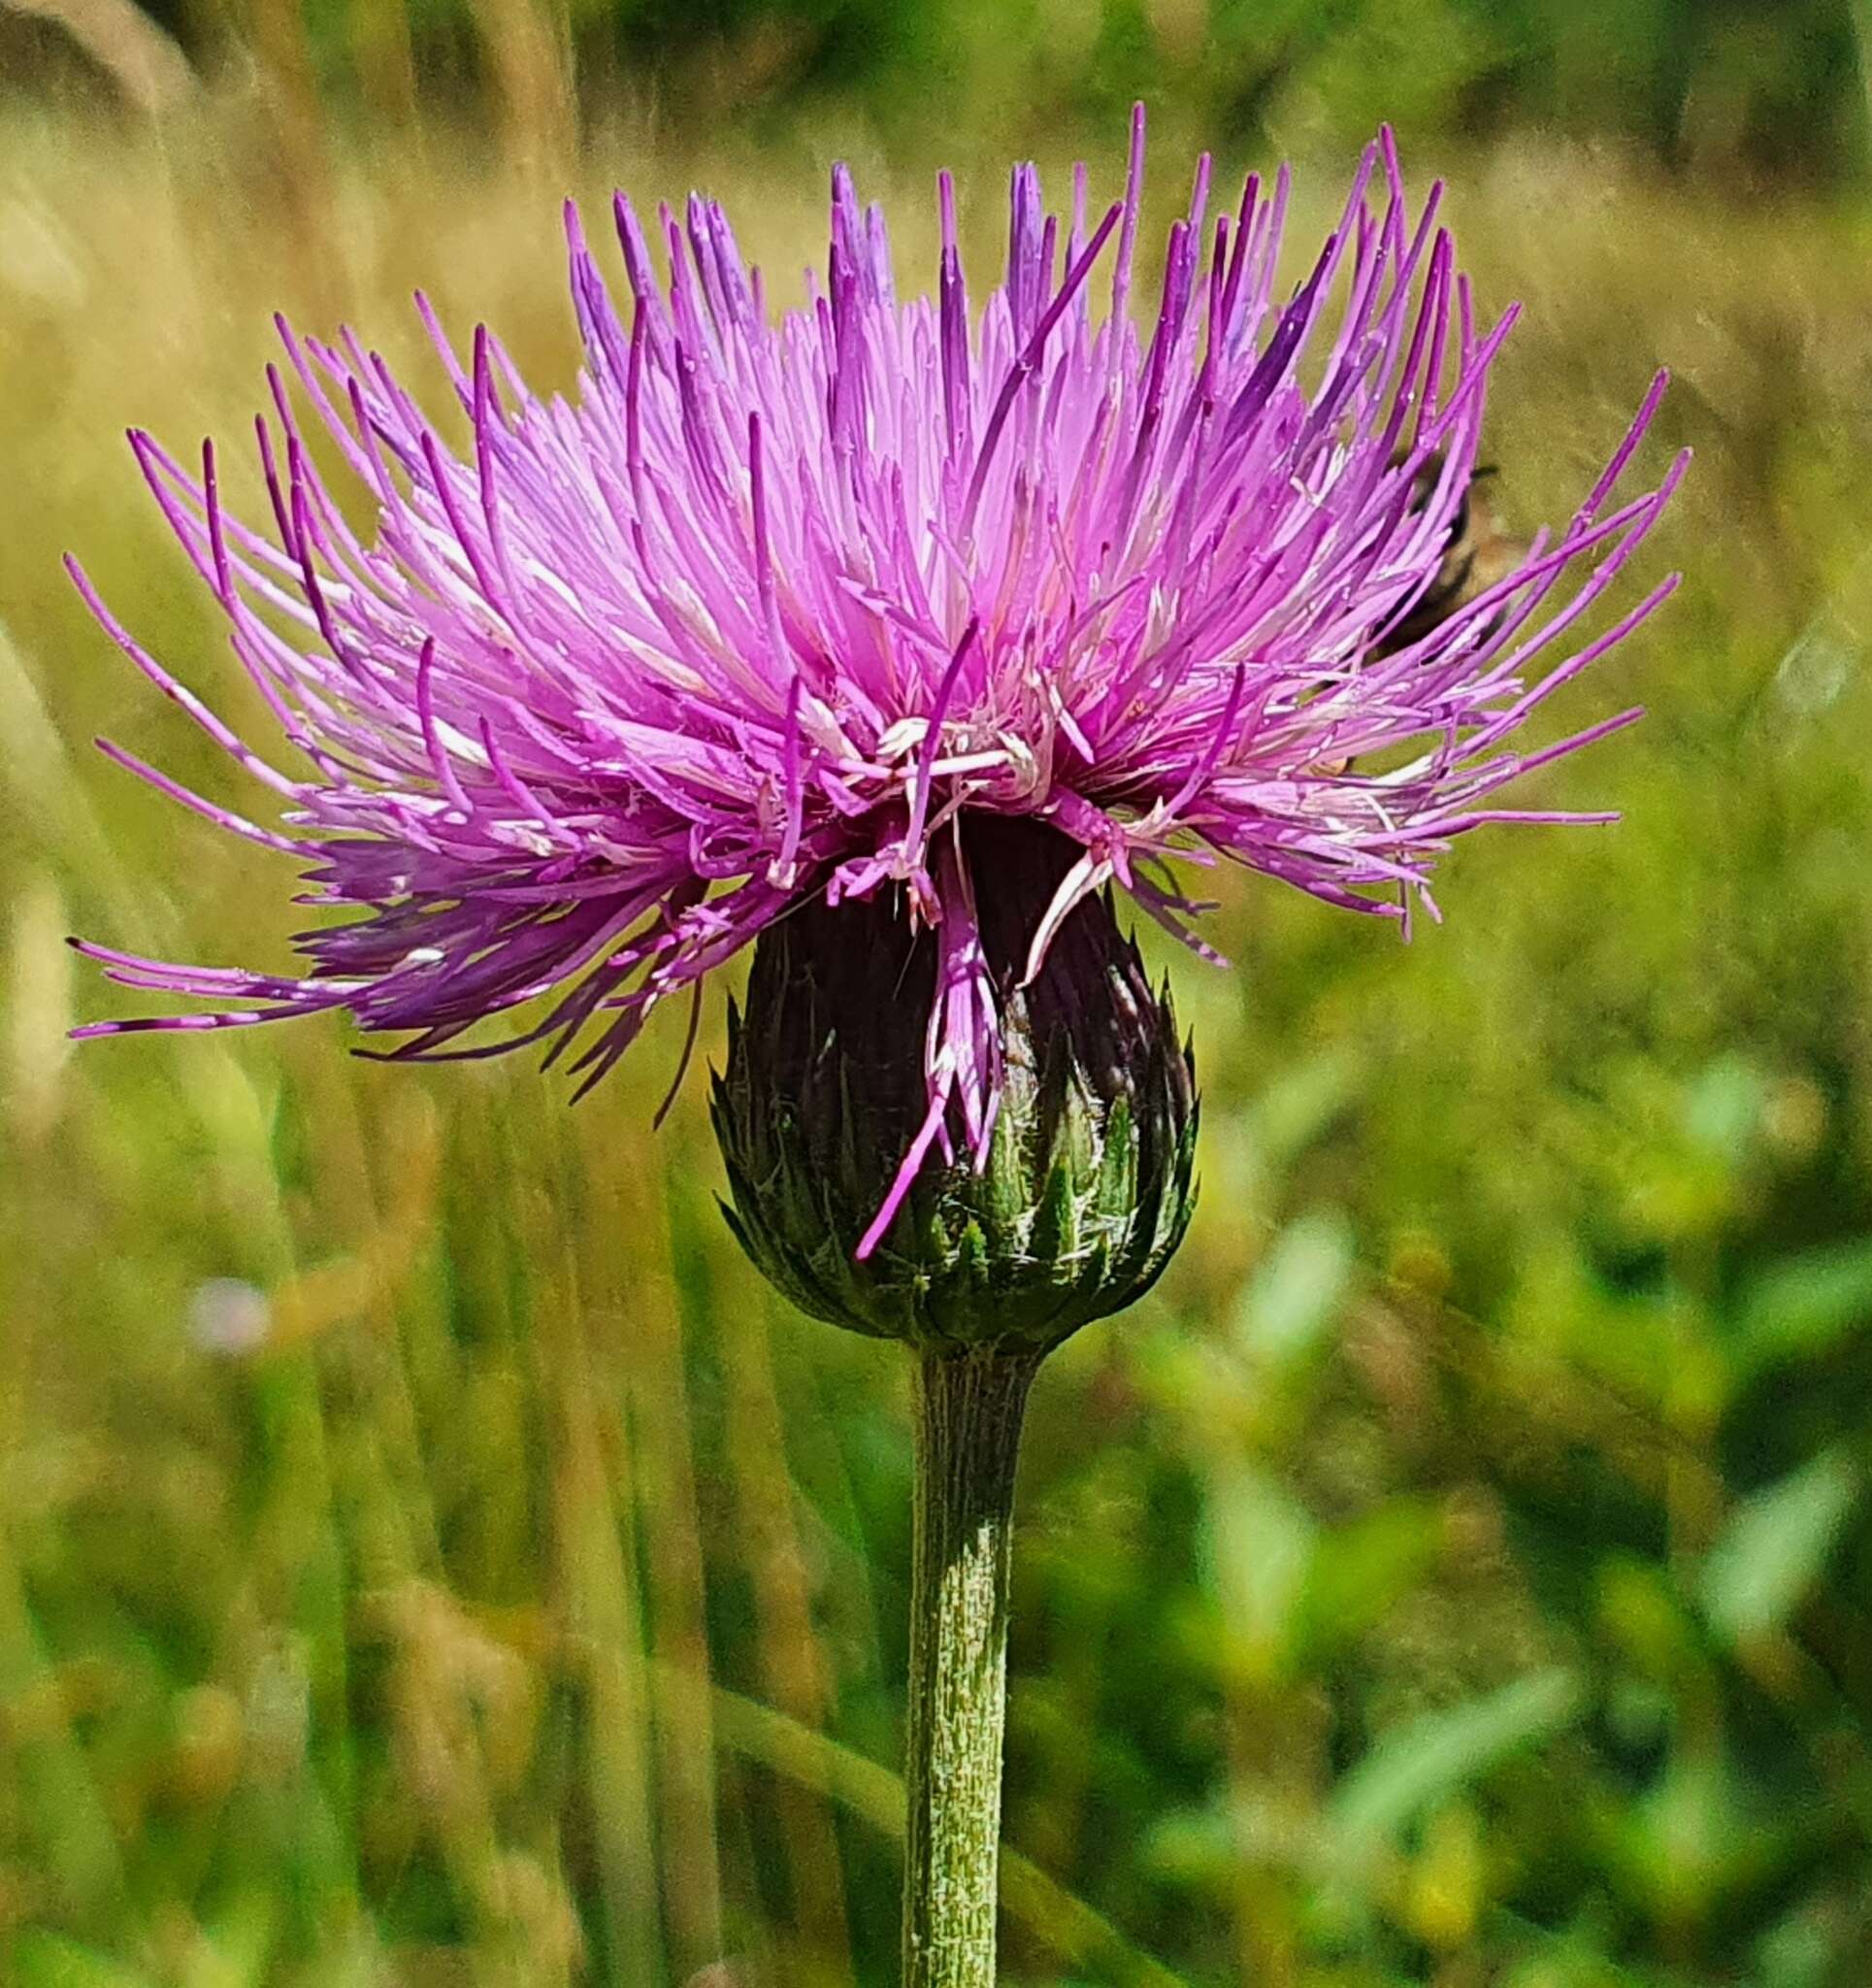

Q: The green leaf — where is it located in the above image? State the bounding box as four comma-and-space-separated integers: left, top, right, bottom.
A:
192, 1888, 284, 1988
1684, 1052, 1766, 1161
1232, 1209, 1356, 1368
1596, 1555, 1704, 1685
1294, 1501, 1444, 1661
1330, 1669, 1584, 1855
1699, 1449, 1863, 1645
1734, 1241, 1872, 1375
1201, 1466, 1317, 1670
11, 1932, 157, 1988
1247, 1049, 1362, 1168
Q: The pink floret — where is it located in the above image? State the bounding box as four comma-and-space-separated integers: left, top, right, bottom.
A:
72, 108, 1685, 1245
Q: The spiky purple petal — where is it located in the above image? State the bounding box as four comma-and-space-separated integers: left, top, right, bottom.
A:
74, 113, 1683, 1247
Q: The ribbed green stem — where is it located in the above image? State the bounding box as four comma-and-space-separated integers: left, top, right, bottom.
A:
902, 1346, 1040, 1988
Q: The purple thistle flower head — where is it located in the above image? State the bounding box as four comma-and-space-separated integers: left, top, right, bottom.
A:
73, 110, 1683, 1261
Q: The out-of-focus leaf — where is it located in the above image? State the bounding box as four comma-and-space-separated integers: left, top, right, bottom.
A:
1500, 1935, 1655, 1988
1593, 1755, 1792, 1927
1201, 1466, 1316, 1674
1231, 1209, 1356, 1368
1734, 1239, 1872, 1374
1754, 1895, 1852, 1988
1330, 1670, 1584, 1856
1400, 1800, 1485, 1951
1293, 1501, 1444, 1662
190, 1889, 284, 1988
1684, 1052, 1766, 1161
1245, 1051, 1362, 1169
1138, 1802, 1236, 1890
1596, 1556, 1706, 1686
11, 1932, 157, 1988
1698, 1448, 1863, 1644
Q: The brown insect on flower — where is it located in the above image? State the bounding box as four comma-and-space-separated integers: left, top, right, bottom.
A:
1375, 456, 1527, 657
1310, 454, 1532, 780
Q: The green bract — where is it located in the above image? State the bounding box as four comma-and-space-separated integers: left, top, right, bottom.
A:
711, 817, 1199, 1352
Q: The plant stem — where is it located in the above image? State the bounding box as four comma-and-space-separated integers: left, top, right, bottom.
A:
902, 1345, 1041, 1988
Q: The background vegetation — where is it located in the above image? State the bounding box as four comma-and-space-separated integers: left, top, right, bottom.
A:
4, 2, 1872, 1983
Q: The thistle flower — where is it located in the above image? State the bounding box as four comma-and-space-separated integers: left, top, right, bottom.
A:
72, 110, 1685, 1264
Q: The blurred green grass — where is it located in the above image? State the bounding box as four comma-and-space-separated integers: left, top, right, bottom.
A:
3, 58, 1872, 1988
